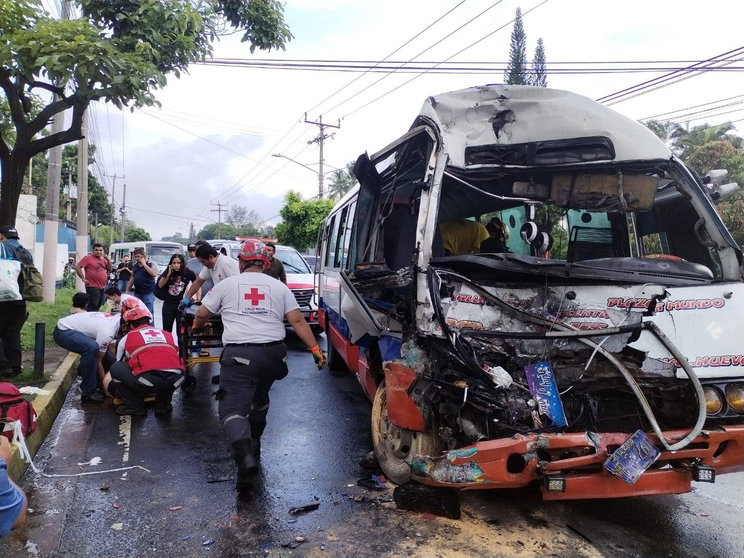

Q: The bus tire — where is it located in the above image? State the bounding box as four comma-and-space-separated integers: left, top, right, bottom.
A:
371, 381, 441, 485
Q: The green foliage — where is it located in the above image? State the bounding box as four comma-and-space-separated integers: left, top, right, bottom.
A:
327, 161, 357, 201
0, 0, 292, 224
124, 225, 151, 242
504, 8, 528, 85
530, 38, 547, 87
196, 222, 239, 240
161, 232, 187, 243
92, 224, 119, 250
274, 190, 333, 250
225, 205, 264, 235
21, 285, 77, 352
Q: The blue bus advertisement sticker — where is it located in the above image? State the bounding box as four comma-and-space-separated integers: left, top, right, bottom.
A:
524, 361, 567, 427
604, 430, 661, 484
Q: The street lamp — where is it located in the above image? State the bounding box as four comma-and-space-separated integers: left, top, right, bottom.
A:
272, 153, 326, 199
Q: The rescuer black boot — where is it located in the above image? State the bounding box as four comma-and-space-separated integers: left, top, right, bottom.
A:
232, 439, 258, 492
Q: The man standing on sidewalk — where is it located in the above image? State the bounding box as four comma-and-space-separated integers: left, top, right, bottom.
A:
0, 225, 32, 378
192, 239, 325, 493
75, 243, 112, 311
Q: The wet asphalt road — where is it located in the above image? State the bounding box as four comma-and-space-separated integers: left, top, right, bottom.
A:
2, 331, 744, 556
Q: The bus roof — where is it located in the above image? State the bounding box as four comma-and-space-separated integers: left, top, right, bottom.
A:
413, 85, 672, 168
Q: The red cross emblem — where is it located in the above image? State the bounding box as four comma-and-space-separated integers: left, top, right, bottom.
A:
244, 288, 266, 306
143, 329, 161, 338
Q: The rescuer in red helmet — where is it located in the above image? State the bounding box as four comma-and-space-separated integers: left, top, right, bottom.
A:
192, 239, 326, 493
109, 306, 185, 416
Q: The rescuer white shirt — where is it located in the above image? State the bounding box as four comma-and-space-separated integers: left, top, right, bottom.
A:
56, 312, 121, 352
198, 254, 239, 287
201, 271, 299, 344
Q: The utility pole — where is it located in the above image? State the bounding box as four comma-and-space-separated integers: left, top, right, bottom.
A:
41, 0, 70, 302
120, 182, 127, 241
105, 173, 123, 247
76, 110, 89, 292
211, 201, 228, 239
304, 114, 340, 199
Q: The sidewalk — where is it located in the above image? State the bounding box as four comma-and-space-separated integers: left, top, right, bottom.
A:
7, 351, 79, 481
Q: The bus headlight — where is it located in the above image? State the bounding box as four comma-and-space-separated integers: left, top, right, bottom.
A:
725, 384, 744, 414
704, 387, 724, 415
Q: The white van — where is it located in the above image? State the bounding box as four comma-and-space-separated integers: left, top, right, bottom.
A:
317, 85, 744, 500
109, 241, 184, 273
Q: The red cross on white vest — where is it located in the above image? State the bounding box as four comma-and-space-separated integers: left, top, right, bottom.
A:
143, 329, 161, 338
244, 288, 266, 306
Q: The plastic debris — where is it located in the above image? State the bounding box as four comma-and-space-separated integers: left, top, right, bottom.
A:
112, 503, 120, 509
110, 523, 123, 531
25, 540, 41, 556
182, 535, 191, 541
77, 457, 102, 467
320, 544, 326, 551
357, 476, 387, 491
295, 536, 306, 542
169, 506, 182, 511
203, 539, 215, 546
288, 503, 320, 515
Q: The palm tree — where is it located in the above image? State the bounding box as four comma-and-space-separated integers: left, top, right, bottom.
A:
327, 162, 357, 200
671, 122, 738, 158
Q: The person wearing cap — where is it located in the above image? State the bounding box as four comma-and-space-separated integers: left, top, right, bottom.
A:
263, 241, 287, 284
110, 306, 184, 416
0, 224, 33, 377
192, 239, 326, 493
53, 311, 120, 403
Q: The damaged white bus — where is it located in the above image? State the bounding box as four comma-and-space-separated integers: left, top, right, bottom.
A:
317, 85, 744, 500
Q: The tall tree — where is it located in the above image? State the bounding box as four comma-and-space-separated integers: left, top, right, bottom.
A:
0, 0, 292, 224
327, 162, 357, 201
196, 222, 238, 240
504, 8, 528, 85
274, 191, 333, 250
530, 38, 547, 87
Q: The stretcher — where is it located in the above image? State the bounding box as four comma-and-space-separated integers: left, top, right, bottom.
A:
178, 302, 223, 393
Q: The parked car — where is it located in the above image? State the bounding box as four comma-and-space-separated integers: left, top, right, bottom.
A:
209, 240, 320, 330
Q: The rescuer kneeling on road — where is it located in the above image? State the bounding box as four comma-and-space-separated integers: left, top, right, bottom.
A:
192, 239, 326, 492
110, 306, 185, 416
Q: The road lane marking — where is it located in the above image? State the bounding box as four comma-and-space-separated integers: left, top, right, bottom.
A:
118, 415, 132, 463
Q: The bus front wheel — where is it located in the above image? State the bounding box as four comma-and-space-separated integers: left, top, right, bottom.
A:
371, 381, 440, 485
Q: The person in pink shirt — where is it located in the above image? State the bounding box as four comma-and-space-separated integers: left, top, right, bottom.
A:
75, 243, 112, 311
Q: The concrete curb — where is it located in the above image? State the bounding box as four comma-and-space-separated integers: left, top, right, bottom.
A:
8, 352, 79, 481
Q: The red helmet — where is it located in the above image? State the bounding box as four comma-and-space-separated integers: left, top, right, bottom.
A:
122, 306, 152, 323
238, 239, 270, 269
120, 298, 141, 313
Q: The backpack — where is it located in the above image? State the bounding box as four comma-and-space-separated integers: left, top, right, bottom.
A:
0, 382, 37, 442
6, 243, 43, 302
154, 272, 168, 300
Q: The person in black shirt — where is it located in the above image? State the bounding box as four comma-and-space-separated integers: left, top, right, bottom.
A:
116, 254, 133, 292
156, 253, 196, 338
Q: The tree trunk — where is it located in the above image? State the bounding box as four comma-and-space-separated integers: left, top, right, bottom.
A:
0, 153, 30, 225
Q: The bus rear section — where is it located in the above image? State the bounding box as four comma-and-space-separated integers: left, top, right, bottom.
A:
317, 85, 744, 500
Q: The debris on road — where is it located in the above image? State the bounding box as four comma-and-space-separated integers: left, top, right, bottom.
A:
288, 503, 320, 515
110, 523, 123, 531
169, 506, 182, 511
202, 539, 215, 546
357, 474, 387, 491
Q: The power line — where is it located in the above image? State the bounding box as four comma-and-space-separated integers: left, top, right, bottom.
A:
325, 0, 507, 116
640, 93, 744, 121
303, 0, 468, 115
341, 0, 550, 120
596, 46, 744, 105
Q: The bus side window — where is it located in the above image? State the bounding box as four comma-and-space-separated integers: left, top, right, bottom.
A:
325, 215, 339, 268
334, 206, 350, 268
341, 201, 356, 270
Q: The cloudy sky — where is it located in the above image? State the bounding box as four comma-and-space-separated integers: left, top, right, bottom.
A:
77, 0, 744, 240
